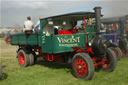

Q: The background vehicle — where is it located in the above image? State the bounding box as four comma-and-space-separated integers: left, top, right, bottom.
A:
102, 15, 128, 56
10, 7, 117, 80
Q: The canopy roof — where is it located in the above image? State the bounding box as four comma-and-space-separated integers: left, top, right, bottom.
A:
102, 15, 128, 24
102, 17, 121, 24
42, 12, 96, 21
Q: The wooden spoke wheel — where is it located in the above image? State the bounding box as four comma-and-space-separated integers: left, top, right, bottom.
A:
102, 48, 117, 72
72, 53, 94, 80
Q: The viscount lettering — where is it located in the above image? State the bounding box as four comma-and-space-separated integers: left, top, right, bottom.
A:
57, 36, 80, 44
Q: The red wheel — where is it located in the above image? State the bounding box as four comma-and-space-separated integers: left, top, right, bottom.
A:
72, 53, 94, 80
74, 58, 87, 77
19, 52, 25, 65
17, 49, 30, 67
102, 48, 117, 72
113, 50, 117, 56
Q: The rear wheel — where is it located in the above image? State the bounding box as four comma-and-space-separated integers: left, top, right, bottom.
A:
110, 47, 122, 60
72, 53, 94, 80
17, 49, 30, 67
0, 64, 2, 80
28, 53, 35, 66
102, 48, 117, 72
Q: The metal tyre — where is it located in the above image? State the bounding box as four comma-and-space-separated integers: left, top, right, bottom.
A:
28, 53, 35, 66
72, 53, 94, 80
17, 49, 30, 67
110, 47, 122, 60
102, 48, 117, 72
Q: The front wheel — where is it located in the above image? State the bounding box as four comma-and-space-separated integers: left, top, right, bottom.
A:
72, 53, 94, 80
102, 48, 117, 72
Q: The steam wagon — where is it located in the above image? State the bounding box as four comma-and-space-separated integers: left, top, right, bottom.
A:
10, 7, 117, 80
102, 15, 128, 57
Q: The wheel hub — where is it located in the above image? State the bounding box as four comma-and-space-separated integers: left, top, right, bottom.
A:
78, 65, 82, 70
19, 52, 25, 65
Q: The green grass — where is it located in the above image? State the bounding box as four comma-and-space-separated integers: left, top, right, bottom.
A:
0, 39, 128, 85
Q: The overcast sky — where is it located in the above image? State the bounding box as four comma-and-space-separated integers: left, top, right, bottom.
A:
1, 0, 128, 27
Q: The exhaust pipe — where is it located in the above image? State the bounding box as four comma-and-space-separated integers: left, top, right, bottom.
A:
94, 7, 102, 34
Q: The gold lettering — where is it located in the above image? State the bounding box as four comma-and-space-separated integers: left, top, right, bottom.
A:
77, 37, 80, 42
57, 36, 80, 44
57, 37, 62, 43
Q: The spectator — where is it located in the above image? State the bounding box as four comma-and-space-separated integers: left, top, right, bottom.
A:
24, 16, 34, 32
34, 16, 43, 32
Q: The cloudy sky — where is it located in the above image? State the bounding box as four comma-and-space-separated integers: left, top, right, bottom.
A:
1, 0, 128, 27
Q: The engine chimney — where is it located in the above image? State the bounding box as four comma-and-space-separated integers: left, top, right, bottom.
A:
94, 7, 102, 34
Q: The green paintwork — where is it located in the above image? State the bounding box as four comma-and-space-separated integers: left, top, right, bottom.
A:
11, 33, 40, 45
42, 34, 85, 54
11, 13, 96, 54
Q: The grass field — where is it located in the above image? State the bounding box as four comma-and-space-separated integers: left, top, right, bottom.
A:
0, 38, 128, 85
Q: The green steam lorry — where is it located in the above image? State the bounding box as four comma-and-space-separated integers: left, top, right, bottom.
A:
10, 7, 117, 80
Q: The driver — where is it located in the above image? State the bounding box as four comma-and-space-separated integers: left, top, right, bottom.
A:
68, 21, 78, 33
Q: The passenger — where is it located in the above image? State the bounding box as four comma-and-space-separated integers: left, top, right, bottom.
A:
34, 16, 43, 32
24, 16, 34, 32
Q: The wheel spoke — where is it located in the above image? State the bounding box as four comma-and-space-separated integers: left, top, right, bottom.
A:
74, 58, 87, 77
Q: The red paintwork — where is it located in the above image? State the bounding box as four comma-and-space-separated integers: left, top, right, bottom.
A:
84, 16, 87, 48
113, 24, 116, 42
70, 29, 79, 34
73, 47, 93, 54
23, 46, 107, 66
47, 54, 54, 61
19, 52, 25, 65
113, 50, 117, 56
102, 56, 110, 69
59, 30, 72, 35
74, 58, 87, 77
73, 47, 105, 67
93, 57, 105, 66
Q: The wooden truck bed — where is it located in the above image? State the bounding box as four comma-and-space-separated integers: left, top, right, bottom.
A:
10, 33, 41, 46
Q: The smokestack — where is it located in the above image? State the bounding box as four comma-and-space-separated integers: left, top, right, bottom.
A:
94, 7, 102, 34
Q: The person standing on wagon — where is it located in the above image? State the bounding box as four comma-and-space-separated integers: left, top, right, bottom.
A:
34, 16, 43, 32
23, 16, 34, 32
